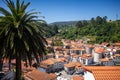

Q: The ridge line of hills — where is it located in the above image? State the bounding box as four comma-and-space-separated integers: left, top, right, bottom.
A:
49, 20, 89, 26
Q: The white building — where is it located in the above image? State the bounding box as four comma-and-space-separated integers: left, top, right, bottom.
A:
92, 47, 104, 63
80, 54, 93, 65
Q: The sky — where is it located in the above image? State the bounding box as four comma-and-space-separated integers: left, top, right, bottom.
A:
0, 0, 120, 23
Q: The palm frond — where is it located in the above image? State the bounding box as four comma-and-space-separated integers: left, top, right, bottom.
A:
0, 0, 47, 79
0, 7, 11, 16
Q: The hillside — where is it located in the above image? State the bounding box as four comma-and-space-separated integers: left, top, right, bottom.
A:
45, 16, 120, 44
49, 21, 78, 26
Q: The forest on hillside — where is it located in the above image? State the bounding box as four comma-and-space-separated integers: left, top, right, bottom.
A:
42, 16, 120, 44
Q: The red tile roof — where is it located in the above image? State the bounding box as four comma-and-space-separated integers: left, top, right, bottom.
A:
99, 58, 112, 62
114, 42, 120, 46
64, 62, 75, 68
81, 54, 92, 59
71, 48, 85, 51
94, 47, 104, 53
85, 66, 120, 80
64, 62, 82, 68
73, 75, 84, 80
56, 58, 66, 62
40, 58, 55, 66
114, 54, 120, 57
26, 69, 57, 80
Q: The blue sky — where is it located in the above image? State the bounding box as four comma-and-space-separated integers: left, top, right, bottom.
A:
0, 0, 120, 23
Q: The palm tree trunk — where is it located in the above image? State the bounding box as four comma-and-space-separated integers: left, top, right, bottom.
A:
16, 52, 22, 80
0, 59, 3, 71
9, 59, 11, 70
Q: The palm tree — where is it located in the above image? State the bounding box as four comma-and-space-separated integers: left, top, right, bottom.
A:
0, 0, 47, 79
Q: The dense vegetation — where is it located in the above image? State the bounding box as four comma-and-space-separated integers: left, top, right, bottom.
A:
45, 16, 120, 44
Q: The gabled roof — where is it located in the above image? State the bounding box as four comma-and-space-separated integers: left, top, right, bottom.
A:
40, 58, 66, 68
64, 62, 75, 68
73, 75, 84, 80
56, 58, 66, 62
26, 69, 57, 80
80, 54, 93, 59
40, 58, 55, 66
114, 54, 120, 57
64, 62, 82, 68
70, 48, 85, 51
85, 66, 120, 80
94, 47, 104, 53
99, 58, 112, 62
113, 42, 120, 46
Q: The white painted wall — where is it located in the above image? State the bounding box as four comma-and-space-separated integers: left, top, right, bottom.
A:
84, 71, 95, 80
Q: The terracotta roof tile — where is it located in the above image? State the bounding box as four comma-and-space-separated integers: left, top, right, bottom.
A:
114, 42, 120, 46
56, 58, 65, 62
56, 53, 64, 56
40, 58, 55, 66
64, 62, 75, 68
64, 62, 82, 68
72, 55, 79, 58
85, 66, 120, 80
94, 47, 104, 53
26, 69, 57, 80
81, 54, 92, 59
114, 54, 120, 57
99, 58, 112, 62
75, 62, 82, 67
73, 75, 84, 80
49, 73, 57, 78
64, 54, 70, 58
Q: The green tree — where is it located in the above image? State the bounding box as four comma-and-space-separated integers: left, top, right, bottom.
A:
103, 16, 107, 24
82, 20, 88, 26
0, 0, 47, 79
96, 16, 103, 25
53, 25, 59, 33
90, 17, 96, 26
75, 21, 83, 28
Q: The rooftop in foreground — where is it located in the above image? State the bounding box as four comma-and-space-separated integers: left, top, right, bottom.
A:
85, 66, 120, 80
